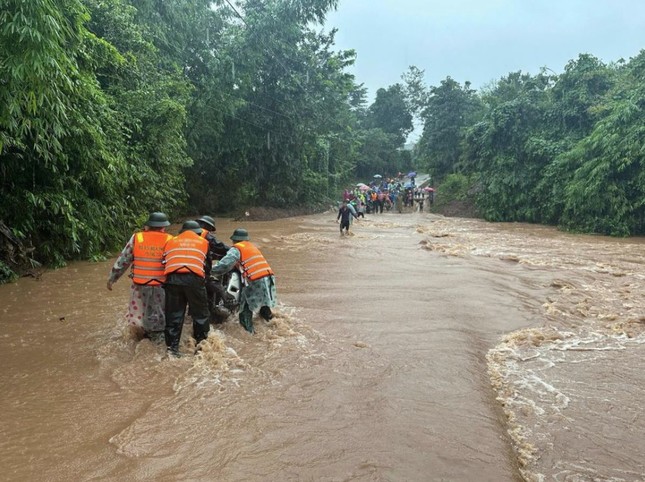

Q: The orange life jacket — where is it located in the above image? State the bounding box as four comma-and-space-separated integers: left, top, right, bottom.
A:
233, 241, 274, 282
163, 231, 208, 278
131, 231, 172, 286
199, 229, 208, 239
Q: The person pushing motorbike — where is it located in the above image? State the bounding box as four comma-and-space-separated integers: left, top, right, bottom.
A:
163, 221, 212, 357
195, 215, 230, 323
210, 228, 276, 334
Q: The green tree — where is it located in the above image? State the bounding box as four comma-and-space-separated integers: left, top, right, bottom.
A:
402, 65, 429, 118
184, 0, 360, 210
416, 76, 483, 181
0, 0, 129, 268
464, 72, 558, 221
365, 84, 413, 147
0, 0, 196, 278
556, 51, 645, 235
551, 54, 615, 137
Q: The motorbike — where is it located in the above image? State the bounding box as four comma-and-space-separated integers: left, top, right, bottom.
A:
208, 268, 242, 324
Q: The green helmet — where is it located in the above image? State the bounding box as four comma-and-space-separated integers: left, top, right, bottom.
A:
145, 212, 170, 227
180, 220, 202, 235
197, 215, 216, 231
230, 228, 250, 241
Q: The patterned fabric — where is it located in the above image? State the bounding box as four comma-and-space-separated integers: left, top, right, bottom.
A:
127, 284, 166, 331
241, 275, 276, 312
108, 234, 166, 332
108, 235, 135, 284
212, 247, 277, 312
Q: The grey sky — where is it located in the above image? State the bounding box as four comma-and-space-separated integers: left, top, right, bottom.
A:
324, 0, 645, 98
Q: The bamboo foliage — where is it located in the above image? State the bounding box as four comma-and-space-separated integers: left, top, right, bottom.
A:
0, 0, 366, 281
415, 51, 645, 236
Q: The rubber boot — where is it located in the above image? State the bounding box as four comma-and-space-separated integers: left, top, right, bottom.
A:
164, 324, 183, 358
193, 323, 209, 345
239, 305, 254, 334
193, 320, 210, 355
259, 306, 273, 322
165, 339, 182, 358
164, 285, 185, 357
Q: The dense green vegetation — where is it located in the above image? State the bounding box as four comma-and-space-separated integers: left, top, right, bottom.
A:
1, 0, 643, 283
411, 52, 645, 236
0, 0, 413, 281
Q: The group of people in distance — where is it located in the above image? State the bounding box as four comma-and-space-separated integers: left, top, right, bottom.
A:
342, 175, 433, 217
107, 213, 276, 357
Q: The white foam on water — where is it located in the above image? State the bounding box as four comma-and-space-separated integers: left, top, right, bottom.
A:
423, 216, 645, 480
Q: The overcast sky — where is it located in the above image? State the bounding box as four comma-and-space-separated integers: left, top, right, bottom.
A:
323, 0, 645, 98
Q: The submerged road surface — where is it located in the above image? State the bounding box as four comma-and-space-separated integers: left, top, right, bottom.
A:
2, 211, 642, 481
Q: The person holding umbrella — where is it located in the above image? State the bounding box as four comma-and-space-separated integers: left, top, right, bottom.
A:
424, 186, 435, 205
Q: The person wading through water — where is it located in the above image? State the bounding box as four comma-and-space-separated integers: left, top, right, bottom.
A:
107, 212, 172, 341
336, 200, 359, 236
211, 228, 277, 334
195, 215, 230, 323
162, 220, 211, 357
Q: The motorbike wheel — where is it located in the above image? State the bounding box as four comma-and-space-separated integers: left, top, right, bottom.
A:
209, 297, 230, 324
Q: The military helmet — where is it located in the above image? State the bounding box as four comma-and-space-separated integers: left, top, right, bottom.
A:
197, 215, 216, 231
145, 212, 170, 227
230, 228, 250, 241
180, 220, 202, 235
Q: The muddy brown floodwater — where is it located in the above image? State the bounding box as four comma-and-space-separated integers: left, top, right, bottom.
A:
1, 212, 644, 481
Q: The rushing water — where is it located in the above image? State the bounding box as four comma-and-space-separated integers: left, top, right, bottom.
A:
1, 212, 644, 481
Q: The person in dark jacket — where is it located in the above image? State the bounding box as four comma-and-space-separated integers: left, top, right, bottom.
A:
336, 200, 359, 235
196, 215, 230, 260
196, 215, 230, 323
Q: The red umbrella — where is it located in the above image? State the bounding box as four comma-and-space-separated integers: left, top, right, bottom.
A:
423, 187, 435, 192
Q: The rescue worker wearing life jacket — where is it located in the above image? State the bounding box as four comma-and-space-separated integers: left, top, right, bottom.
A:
106, 212, 172, 339
162, 220, 212, 357
195, 215, 231, 323
211, 228, 277, 334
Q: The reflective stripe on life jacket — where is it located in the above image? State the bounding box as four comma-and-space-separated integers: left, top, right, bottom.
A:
233, 241, 274, 282
163, 231, 208, 278
131, 231, 172, 285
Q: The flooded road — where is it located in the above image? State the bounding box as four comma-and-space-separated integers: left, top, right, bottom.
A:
1, 212, 643, 481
